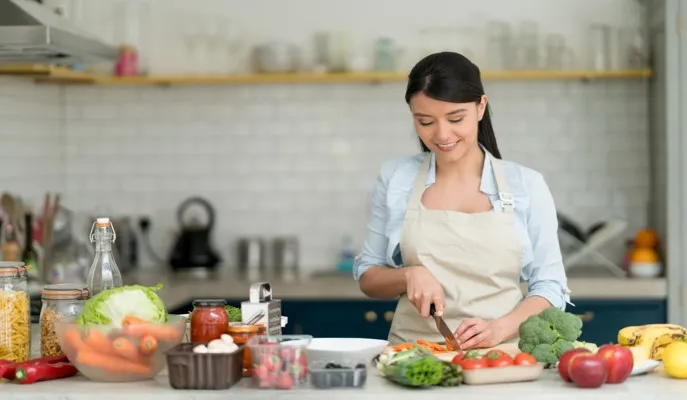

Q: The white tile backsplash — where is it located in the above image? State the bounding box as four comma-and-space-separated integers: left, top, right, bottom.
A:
0, 77, 650, 271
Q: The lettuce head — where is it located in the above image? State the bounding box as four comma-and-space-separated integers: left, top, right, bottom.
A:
77, 284, 168, 327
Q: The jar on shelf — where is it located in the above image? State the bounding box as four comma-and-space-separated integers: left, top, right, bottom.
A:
227, 322, 260, 377
0, 262, 30, 362
40, 284, 89, 357
190, 299, 228, 344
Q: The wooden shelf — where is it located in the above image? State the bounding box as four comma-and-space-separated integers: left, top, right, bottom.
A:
0, 65, 654, 86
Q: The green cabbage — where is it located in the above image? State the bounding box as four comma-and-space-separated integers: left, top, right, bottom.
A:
76, 284, 168, 327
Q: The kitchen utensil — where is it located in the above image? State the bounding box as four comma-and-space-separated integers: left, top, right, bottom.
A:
237, 237, 266, 281
429, 304, 462, 352
55, 315, 187, 382
169, 197, 221, 272
307, 338, 388, 365
240, 282, 282, 336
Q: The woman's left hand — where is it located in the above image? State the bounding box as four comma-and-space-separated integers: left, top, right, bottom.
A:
453, 318, 503, 350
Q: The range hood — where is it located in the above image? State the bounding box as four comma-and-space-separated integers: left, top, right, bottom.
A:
0, 0, 119, 65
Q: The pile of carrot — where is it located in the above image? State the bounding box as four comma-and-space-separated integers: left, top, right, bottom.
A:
391, 340, 449, 354
63, 315, 183, 377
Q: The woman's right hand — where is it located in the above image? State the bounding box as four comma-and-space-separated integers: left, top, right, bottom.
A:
405, 266, 445, 318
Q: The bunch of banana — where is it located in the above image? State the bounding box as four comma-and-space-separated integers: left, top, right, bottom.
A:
618, 324, 687, 361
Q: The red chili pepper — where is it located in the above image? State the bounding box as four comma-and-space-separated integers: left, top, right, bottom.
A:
15, 362, 78, 384
0, 354, 70, 381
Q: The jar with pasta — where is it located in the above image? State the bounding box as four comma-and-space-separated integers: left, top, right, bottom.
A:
0, 262, 30, 362
40, 284, 88, 358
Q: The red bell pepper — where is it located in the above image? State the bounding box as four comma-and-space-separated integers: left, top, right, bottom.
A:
15, 362, 77, 384
0, 354, 69, 380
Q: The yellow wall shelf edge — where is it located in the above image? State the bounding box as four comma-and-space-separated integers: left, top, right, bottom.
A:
0, 65, 654, 86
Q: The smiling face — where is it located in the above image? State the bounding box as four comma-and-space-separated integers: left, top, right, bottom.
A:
410, 92, 488, 163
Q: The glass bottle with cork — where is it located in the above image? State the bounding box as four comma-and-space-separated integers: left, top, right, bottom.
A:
86, 218, 122, 296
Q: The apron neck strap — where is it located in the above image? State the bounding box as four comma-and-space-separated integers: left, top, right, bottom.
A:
407, 154, 432, 209
490, 156, 515, 213
407, 152, 515, 214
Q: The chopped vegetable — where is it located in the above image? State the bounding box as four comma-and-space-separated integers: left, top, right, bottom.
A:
75, 349, 152, 376
76, 284, 167, 328
518, 307, 583, 365
391, 340, 449, 354
380, 347, 444, 387
15, 362, 78, 384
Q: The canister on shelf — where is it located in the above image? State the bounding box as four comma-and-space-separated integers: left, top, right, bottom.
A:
241, 282, 282, 336
40, 284, 89, 357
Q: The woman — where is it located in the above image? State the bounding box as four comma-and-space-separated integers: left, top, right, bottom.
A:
353, 52, 570, 348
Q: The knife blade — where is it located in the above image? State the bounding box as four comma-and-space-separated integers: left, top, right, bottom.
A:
429, 304, 463, 352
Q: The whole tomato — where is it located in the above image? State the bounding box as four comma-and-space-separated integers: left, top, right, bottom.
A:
451, 352, 465, 365
597, 344, 634, 384
485, 351, 514, 368
514, 353, 537, 366
460, 357, 488, 370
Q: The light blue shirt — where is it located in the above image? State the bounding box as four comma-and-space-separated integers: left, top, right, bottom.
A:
353, 151, 571, 310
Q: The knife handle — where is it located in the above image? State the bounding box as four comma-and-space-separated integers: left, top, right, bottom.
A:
429, 304, 436, 316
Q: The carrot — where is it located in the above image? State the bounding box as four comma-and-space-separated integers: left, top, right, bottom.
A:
112, 337, 141, 362
122, 316, 147, 327
64, 328, 90, 353
76, 349, 152, 376
121, 323, 181, 342
138, 335, 158, 356
84, 329, 116, 354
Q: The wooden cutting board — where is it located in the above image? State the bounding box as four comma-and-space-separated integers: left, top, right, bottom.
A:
434, 342, 520, 362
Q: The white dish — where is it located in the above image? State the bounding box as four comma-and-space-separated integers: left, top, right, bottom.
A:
308, 338, 389, 364
631, 359, 661, 376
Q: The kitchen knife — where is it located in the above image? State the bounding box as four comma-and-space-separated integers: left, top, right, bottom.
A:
429, 304, 463, 352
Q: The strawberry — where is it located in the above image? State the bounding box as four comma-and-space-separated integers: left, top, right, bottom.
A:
259, 354, 282, 371
276, 371, 294, 390
253, 364, 269, 381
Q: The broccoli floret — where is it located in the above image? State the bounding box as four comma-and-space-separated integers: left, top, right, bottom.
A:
519, 315, 557, 345
518, 341, 536, 354
530, 343, 559, 365
539, 307, 583, 341
552, 340, 574, 357
572, 340, 599, 353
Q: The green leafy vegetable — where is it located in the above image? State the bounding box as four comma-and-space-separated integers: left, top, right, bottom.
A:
438, 361, 463, 387
380, 347, 443, 387
76, 284, 167, 327
225, 305, 242, 322
518, 306, 584, 365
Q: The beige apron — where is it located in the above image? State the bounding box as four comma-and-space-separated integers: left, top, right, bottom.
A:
388, 153, 524, 345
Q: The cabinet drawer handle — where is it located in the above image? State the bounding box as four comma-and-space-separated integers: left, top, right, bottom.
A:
384, 311, 394, 322
365, 311, 378, 322
573, 312, 595, 322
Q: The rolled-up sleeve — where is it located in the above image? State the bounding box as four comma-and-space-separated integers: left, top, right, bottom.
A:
353, 164, 394, 281
524, 173, 571, 310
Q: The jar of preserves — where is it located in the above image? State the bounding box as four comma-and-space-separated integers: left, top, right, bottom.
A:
0, 262, 30, 362
227, 323, 260, 377
40, 284, 89, 357
190, 299, 228, 343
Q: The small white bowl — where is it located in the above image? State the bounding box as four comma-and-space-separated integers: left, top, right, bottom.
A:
307, 338, 388, 365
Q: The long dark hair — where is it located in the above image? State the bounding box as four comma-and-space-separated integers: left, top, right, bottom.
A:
405, 52, 501, 159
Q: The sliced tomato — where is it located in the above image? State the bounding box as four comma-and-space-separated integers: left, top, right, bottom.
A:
513, 353, 537, 366
460, 358, 488, 370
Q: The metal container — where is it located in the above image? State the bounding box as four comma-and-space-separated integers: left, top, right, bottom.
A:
273, 236, 299, 280
166, 343, 245, 390
237, 237, 266, 281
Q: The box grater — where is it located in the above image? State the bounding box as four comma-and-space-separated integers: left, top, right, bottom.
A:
240, 282, 282, 336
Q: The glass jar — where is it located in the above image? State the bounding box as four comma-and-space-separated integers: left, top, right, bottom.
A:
190, 299, 228, 343
40, 284, 89, 357
0, 262, 30, 362
227, 323, 260, 377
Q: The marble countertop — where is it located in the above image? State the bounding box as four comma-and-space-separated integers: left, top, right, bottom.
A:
2, 366, 684, 399
121, 269, 667, 310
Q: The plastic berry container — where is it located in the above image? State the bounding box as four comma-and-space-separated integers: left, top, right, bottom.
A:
247, 335, 312, 390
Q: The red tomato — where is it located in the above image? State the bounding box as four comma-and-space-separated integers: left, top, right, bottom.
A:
514, 353, 537, 366
460, 358, 488, 370
451, 352, 465, 365
485, 351, 514, 368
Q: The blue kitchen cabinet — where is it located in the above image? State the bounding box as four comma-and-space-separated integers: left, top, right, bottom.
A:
569, 299, 667, 345
170, 298, 667, 344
